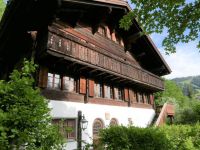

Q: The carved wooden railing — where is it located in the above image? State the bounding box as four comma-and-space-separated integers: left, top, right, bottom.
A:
47, 29, 164, 90
155, 103, 175, 126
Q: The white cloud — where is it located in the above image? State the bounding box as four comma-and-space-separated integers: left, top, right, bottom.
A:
160, 41, 200, 79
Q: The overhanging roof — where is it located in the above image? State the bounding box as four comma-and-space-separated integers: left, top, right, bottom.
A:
0, 0, 171, 76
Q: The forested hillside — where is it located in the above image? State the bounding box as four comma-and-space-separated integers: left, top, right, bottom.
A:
172, 75, 200, 100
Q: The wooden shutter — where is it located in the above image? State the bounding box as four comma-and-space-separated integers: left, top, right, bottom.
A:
124, 88, 129, 101
38, 66, 48, 88
129, 89, 134, 103
80, 76, 86, 94
89, 79, 94, 97
150, 94, 154, 105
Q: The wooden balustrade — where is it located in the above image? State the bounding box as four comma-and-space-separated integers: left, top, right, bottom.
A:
155, 103, 175, 126
47, 31, 164, 90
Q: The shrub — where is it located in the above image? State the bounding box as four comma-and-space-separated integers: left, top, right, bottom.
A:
0, 60, 64, 149
99, 124, 200, 150
99, 126, 169, 150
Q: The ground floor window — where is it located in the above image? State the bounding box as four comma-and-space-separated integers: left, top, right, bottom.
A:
110, 118, 118, 126
52, 119, 76, 139
93, 118, 104, 138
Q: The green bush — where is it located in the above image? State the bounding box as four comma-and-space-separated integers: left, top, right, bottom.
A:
0, 60, 64, 149
99, 126, 169, 150
99, 124, 200, 150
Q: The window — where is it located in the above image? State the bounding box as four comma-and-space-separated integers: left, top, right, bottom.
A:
104, 85, 111, 99
146, 94, 151, 104
114, 87, 124, 100
95, 82, 103, 98
110, 86, 114, 99
138, 92, 143, 103
47, 73, 60, 89
118, 87, 124, 100
93, 119, 104, 138
52, 119, 76, 139
63, 76, 76, 92
110, 118, 118, 126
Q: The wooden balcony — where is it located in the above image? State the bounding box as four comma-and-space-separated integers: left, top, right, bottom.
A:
46, 28, 164, 90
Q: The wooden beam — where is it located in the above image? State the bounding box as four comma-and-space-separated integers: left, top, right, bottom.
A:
111, 76, 121, 81
90, 69, 98, 73
96, 72, 107, 77
79, 66, 89, 71
68, 62, 77, 68
104, 74, 114, 79
127, 32, 144, 43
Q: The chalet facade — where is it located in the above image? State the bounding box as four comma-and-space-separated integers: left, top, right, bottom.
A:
0, 0, 171, 149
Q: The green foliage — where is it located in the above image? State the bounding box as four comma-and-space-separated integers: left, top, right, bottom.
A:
0, 0, 5, 19
155, 79, 187, 107
160, 124, 200, 150
99, 126, 169, 150
0, 59, 64, 149
172, 75, 200, 100
120, 0, 200, 54
175, 100, 200, 124
99, 124, 200, 150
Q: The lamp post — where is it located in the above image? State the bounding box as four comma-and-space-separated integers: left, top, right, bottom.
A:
77, 111, 88, 150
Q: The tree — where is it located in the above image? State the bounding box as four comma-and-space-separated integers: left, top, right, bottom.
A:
0, 0, 5, 19
0, 60, 64, 149
120, 0, 200, 54
155, 79, 187, 107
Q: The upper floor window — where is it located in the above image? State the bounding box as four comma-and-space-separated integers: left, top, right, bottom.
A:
104, 85, 111, 99
95, 82, 103, 98
63, 76, 76, 92
47, 73, 60, 89
146, 94, 151, 104
118, 87, 124, 100
114, 87, 124, 100
52, 119, 76, 140
110, 86, 114, 99
137, 92, 143, 103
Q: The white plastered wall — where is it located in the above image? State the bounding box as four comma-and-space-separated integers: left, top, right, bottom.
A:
49, 100, 155, 150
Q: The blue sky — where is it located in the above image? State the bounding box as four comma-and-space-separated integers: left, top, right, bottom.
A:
151, 34, 200, 79
127, 0, 200, 79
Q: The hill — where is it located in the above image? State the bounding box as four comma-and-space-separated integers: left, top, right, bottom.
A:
172, 75, 200, 100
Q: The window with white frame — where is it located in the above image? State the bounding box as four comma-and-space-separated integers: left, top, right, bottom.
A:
94, 82, 103, 98
63, 76, 75, 92
114, 87, 124, 100
47, 73, 60, 89
104, 85, 111, 99
118, 87, 124, 100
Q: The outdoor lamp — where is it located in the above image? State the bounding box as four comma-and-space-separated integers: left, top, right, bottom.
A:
81, 114, 88, 130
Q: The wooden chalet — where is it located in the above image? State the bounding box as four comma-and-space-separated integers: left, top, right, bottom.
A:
0, 0, 172, 149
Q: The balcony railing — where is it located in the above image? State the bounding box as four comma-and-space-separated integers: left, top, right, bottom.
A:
47, 29, 164, 90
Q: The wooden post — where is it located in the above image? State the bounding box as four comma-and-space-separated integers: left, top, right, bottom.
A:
77, 111, 82, 150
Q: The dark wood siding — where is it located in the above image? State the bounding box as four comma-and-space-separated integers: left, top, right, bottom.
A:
38, 66, 48, 88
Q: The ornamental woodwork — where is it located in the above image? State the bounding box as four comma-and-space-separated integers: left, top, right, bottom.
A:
47, 30, 164, 90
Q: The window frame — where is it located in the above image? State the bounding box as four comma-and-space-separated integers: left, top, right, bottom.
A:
47, 73, 61, 89
52, 118, 77, 140
93, 118, 104, 138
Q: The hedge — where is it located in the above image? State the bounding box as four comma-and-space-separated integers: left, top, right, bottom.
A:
99, 124, 200, 150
